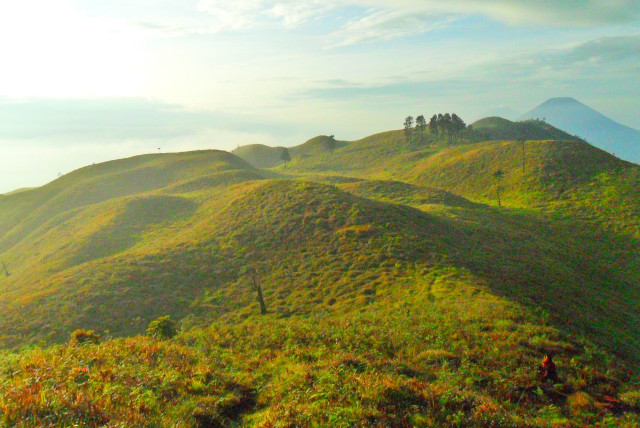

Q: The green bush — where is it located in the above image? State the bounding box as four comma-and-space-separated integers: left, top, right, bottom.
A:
147, 315, 177, 340
70, 329, 101, 345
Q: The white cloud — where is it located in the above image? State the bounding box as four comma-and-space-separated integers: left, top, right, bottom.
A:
196, 0, 640, 30
327, 10, 456, 47
351, 0, 640, 26
193, 0, 640, 47
197, 0, 338, 30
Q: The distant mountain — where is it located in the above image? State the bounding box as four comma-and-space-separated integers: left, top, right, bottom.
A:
520, 97, 640, 164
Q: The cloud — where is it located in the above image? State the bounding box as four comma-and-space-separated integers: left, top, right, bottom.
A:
327, 9, 456, 46
292, 33, 640, 106
483, 35, 640, 78
196, 0, 338, 30
351, 0, 640, 26
0, 98, 292, 143
559, 35, 640, 64
127, 20, 191, 36
192, 1, 640, 48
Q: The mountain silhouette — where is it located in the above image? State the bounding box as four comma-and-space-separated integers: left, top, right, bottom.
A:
520, 97, 640, 164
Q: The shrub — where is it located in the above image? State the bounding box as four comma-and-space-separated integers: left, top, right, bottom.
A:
70, 329, 101, 345
566, 392, 597, 417
147, 315, 177, 340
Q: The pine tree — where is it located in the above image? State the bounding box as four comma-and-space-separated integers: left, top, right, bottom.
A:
415, 115, 426, 144
280, 147, 291, 168
404, 116, 414, 142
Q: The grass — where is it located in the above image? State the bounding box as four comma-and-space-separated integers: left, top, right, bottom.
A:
0, 117, 639, 425
1, 268, 639, 426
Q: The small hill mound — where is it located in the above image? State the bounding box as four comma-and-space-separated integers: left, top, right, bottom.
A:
471, 116, 583, 142
232, 144, 288, 168
291, 135, 346, 158
232, 137, 348, 168
288, 130, 415, 175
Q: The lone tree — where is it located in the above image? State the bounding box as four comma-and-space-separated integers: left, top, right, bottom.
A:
1, 261, 9, 277
493, 169, 505, 207
328, 135, 337, 153
415, 115, 426, 144
404, 116, 414, 142
245, 265, 268, 315
280, 147, 291, 168
233, 232, 269, 316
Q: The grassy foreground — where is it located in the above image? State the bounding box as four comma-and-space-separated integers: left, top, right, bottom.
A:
2, 270, 639, 427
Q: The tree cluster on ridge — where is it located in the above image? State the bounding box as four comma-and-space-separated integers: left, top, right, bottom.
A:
404, 113, 467, 144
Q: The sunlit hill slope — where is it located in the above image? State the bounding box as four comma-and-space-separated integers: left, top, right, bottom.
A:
0, 117, 639, 426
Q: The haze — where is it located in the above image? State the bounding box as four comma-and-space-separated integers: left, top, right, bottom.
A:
1, 0, 639, 192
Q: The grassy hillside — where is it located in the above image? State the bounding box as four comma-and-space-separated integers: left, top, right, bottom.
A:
1, 119, 640, 425
3, 275, 639, 427
1, 173, 639, 362
471, 117, 584, 142
231, 144, 287, 169
233, 135, 347, 169
0, 150, 256, 253
403, 139, 640, 236
290, 135, 347, 157
1, 188, 34, 196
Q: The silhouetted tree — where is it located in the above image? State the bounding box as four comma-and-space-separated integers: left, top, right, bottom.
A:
451, 114, 466, 141
429, 115, 438, 140
415, 115, 426, 144
404, 116, 414, 142
493, 169, 505, 207
437, 114, 444, 141
443, 113, 453, 142
428, 113, 467, 143
280, 147, 291, 168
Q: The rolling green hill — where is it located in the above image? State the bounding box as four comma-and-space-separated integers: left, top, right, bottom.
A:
1, 120, 640, 426
233, 135, 348, 168
231, 144, 287, 169
291, 135, 346, 157
470, 116, 584, 142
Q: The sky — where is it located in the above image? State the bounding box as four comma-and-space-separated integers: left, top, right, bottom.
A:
0, 0, 639, 192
